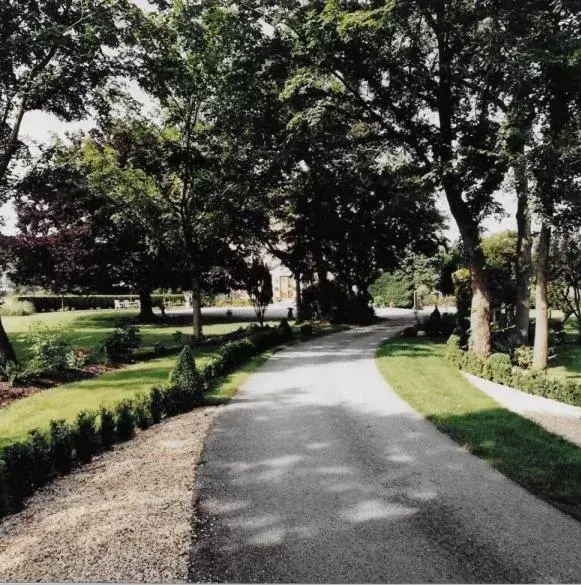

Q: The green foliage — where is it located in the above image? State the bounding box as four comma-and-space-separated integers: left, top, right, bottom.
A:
3, 442, 34, 508
115, 400, 136, 442
49, 420, 74, 475
452, 268, 472, 332
300, 323, 313, 337
99, 407, 116, 451
28, 429, 53, 488
73, 411, 98, 464
26, 326, 73, 375
422, 308, 456, 338
0, 360, 29, 387
149, 387, 164, 424
513, 345, 534, 370
369, 271, 413, 308
103, 325, 142, 362
447, 344, 581, 407
169, 346, 201, 398
277, 319, 293, 339
0, 297, 35, 317
134, 393, 153, 430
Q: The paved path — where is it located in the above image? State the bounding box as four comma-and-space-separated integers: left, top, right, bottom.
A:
190, 319, 581, 583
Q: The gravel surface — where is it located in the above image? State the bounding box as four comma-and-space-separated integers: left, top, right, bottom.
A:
0, 407, 218, 583
191, 319, 581, 583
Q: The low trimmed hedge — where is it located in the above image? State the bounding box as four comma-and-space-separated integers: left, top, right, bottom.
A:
16, 294, 185, 313
446, 335, 581, 407
0, 322, 295, 516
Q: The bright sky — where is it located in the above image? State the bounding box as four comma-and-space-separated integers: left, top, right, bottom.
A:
0, 0, 516, 241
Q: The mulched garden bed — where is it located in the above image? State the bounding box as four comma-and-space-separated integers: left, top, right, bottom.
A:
0, 363, 121, 409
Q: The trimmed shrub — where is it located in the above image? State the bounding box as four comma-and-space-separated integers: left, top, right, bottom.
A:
0, 360, 30, 387
150, 387, 164, 424
401, 326, 418, 338
169, 346, 201, 397
103, 324, 142, 362
3, 442, 34, 507
134, 393, 153, 430
73, 410, 98, 463
300, 323, 313, 337
99, 407, 116, 450
277, 318, 293, 339
49, 420, 74, 475
28, 429, 53, 488
115, 400, 136, 441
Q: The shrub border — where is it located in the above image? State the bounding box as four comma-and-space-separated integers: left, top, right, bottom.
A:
445, 335, 581, 407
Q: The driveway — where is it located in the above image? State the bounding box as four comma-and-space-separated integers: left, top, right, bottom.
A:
190, 317, 581, 583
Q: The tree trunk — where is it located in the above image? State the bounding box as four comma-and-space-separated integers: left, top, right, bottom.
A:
137, 288, 157, 323
191, 273, 203, 339
515, 155, 533, 346
0, 316, 17, 366
533, 222, 551, 370
295, 274, 302, 323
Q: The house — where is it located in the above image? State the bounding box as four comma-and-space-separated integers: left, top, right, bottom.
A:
268, 259, 296, 303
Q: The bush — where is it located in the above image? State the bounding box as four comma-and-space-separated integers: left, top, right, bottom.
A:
277, 318, 293, 339
0, 360, 30, 387
422, 308, 455, 338
115, 400, 136, 441
513, 345, 533, 369
28, 429, 53, 488
3, 442, 34, 508
300, 323, 313, 337
99, 407, 116, 450
0, 296, 35, 317
369, 271, 414, 308
73, 410, 98, 463
150, 387, 164, 424
49, 420, 74, 475
103, 324, 142, 362
26, 326, 73, 375
134, 393, 153, 430
549, 321, 566, 346
401, 326, 418, 338
169, 346, 201, 398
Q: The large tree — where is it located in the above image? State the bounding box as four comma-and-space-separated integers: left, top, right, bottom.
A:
0, 0, 139, 364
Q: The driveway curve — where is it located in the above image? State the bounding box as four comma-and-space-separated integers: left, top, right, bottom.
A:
190, 317, 581, 583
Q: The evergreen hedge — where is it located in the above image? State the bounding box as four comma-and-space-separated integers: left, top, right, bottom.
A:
445, 335, 581, 407
0, 323, 295, 516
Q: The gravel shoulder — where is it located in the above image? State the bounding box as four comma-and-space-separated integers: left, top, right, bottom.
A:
0, 406, 218, 583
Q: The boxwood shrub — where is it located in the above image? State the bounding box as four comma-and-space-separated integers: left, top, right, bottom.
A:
446, 335, 581, 407
0, 321, 297, 517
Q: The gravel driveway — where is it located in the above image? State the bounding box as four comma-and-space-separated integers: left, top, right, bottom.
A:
0, 407, 218, 582
191, 320, 581, 583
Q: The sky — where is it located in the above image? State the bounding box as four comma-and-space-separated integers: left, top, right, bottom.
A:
0, 0, 517, 241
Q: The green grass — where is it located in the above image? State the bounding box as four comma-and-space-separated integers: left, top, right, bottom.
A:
2, 310, 255, 361
0, 346, 219, 449
376, 338, 581, 521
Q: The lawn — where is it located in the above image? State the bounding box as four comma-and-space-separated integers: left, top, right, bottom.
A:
550, 316, 581, 381
2, 309, 258, 361
0, 345, 221, 449
376, 338, 581, 521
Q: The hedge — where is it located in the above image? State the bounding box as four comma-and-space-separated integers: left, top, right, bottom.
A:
445, 335, 581, 407
0, 321, 295, 516
16, 294, 186, 313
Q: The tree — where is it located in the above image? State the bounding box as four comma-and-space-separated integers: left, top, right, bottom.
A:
264, 0, 508, 355
3, 133, 184, 322
0, 0, 139, 364
237, 259, 273, 328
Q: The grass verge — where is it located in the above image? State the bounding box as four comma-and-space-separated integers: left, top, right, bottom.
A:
376, 337, 581, 521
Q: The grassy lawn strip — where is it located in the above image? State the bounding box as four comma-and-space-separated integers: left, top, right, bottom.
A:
376, 338, 581, 521
0, 346, 219, 450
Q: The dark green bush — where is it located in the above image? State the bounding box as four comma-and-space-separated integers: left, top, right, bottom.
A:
300, 323, 313, 337
103, 325, 142, 362
0, 462, 7, 517
3, 442, 34, 507
115, 400, 136, 441
73, 410, 98, 463
149, 387, 164, 424
169, 346, 201, 399
401, 326, 418, 338
49, 420, 74, 475
28, 429, 53, 487
277, 318, 293, 339
26, 326, 73, 375
99, 407, 116, 450
134, 393, 153, 430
